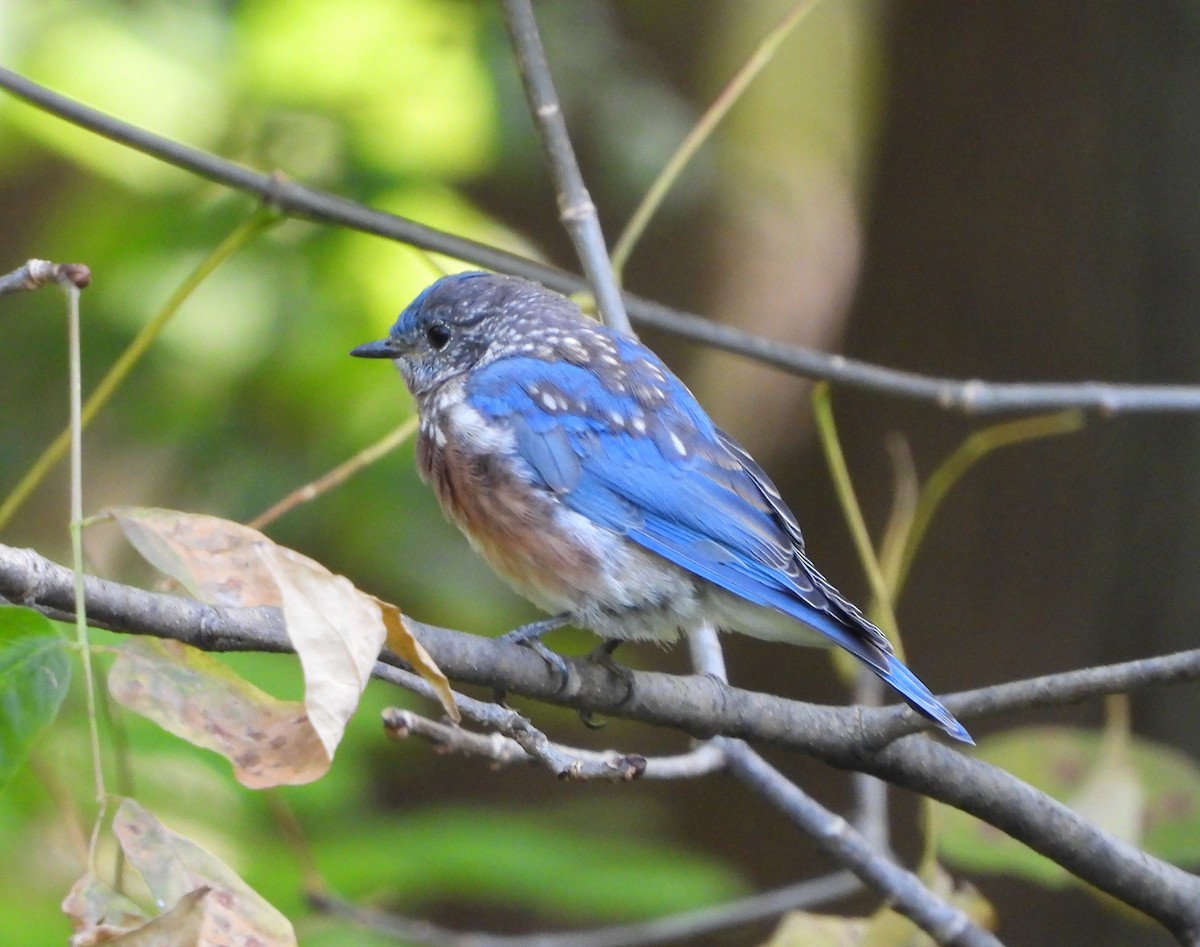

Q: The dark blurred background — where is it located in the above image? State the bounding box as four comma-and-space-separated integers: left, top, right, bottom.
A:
2, 1, 1197, 943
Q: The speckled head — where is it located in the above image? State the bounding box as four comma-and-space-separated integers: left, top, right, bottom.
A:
350, 272, 587, 396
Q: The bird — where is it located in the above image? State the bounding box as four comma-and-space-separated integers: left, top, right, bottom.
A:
351, 271, 971, 743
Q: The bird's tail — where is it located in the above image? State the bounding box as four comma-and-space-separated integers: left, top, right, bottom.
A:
876, 656, 973, 744
792, 604, 973, 744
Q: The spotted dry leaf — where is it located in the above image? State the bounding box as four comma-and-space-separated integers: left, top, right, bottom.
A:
109, 638, 327, 787
107, 507, 458, 778
112, 798, 295, 946
62, 873, 150, 946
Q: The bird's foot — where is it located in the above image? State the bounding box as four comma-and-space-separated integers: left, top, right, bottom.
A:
496, 614, 572, 694
582, 638, 636, 713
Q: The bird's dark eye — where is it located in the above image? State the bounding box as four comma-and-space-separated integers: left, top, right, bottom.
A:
425, 321, 452, 350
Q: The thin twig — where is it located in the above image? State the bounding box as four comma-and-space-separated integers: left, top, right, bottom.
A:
382, 707, 725, 780
811, 383, 901, 643
0, 210, 276, 531
266, 791, 326, 895
247, 417, 418, 530
611, 0, 821, 279
7, 68, 1200, 414
0, 259, 90, 295
311, 870, 860, 947
849, 676, 891, 856
893, 410, 1084, 594
498, 0, 630, 335
373, 664, 646, 782
59, 272, 108, 872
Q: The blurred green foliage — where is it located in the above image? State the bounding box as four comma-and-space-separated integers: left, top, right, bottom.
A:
0, 0, 748, 941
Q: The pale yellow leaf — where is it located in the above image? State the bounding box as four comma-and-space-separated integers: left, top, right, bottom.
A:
256, 544, 387, 758
107, 887, 208, 946
113, 798, 296, 947
1068, 698, 1143, 848
109, 508, 281, 607
111, 507, 457, 765
62, 873, 150, 946
109, 639, 329, 787
763, 911, 867, 946
763, 865, 994, 947
375, 595, 459, 723
862, 862, 995, 946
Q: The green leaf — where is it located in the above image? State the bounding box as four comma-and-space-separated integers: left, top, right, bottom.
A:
293, 807, 746, 921
937, 726, 1200, 885
0, 607, 71, 790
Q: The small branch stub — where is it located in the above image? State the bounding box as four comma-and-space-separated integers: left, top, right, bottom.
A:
0, 259, 91, 296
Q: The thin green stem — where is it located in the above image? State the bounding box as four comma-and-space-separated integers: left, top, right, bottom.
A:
875, 433, 919, 608
894, 410, 1084, 596
610, 0, 821, 280
810, 383, 901, 646
0, 207, 278, 531
62, 275, 106, 870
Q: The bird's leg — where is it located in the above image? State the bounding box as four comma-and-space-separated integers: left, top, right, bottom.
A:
588, 638, 623, 661
497, 613, 572, 692
582, 637, 636, 714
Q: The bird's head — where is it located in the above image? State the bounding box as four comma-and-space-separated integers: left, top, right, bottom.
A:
351, 271, 575, 395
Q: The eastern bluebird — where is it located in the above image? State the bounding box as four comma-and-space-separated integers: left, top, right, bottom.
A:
352, 272, 971, 743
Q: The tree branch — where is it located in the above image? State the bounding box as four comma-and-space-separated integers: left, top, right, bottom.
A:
4, 67, 1200, 414
0, 258, 91, 295
864, 739, 1200, 945
382, 707, 725, 780
499, 0, 631, 335
5, 542, 1200, 938
721, 739, 999, 947
310, 870, 861, 947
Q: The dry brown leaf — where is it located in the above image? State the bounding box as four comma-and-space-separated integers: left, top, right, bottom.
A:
109, 639, 329, 787
109, 508, 281, 607
62, 873, 150, 946
113, 798, 296, 947
106, 888, 208, 946
256, 543, 389, 754
374, 595, 459, 722
109, 507, 458, 772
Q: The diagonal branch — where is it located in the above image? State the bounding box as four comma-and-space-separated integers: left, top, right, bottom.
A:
4, 67, 1200, 414
864, 738, 1200, 945
721, 739, 1000, 947
499, 0, 631, 335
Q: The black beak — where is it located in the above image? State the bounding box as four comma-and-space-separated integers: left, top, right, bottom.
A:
350, 338, 401, 359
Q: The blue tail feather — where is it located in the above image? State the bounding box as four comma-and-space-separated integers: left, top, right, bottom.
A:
782, 601, 972, 744
878, 656, 973, 744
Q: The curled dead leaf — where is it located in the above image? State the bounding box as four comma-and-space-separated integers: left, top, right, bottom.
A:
107, 507, 459, 777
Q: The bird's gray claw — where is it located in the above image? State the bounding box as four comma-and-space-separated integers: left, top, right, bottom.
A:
584, 640, 633, 700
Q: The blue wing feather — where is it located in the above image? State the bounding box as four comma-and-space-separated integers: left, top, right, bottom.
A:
467, 356, 970, 743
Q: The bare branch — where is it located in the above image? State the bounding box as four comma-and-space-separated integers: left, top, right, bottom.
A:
5, 542, 1200, 937
499, 0, 631, 335
5, 68, 1200, 414
382, 707, 725, 780
310, 870, 860, 947
0, 258, 91, 295
864, 738, 1200, 945
722, 740, 1001, 947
